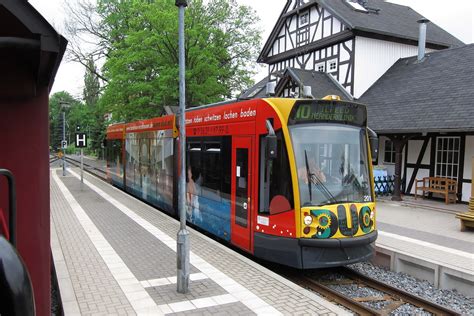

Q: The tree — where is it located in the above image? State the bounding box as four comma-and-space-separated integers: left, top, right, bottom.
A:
83, 58, 101, 107
49, 92, 83, 151
65, 0, 262, 122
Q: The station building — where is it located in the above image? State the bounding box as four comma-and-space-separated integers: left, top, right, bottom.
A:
241, 0, 472, 202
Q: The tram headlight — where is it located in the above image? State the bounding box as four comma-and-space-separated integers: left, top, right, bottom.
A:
370, 209, 375, 219
303, 215, 313, 226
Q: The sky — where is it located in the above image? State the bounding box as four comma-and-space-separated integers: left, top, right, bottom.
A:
29, 0, 474, 98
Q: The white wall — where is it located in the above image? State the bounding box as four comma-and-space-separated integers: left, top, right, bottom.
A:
406, 139, 431, 165
354, 37, 435, 98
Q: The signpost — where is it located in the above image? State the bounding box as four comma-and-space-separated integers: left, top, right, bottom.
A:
75, 133, 87, 184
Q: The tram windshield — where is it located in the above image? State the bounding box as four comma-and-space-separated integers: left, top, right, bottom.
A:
289, 124, 372, 206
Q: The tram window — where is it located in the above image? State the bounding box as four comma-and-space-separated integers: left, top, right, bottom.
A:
259, 131, 294, 214
186, 137, 231, 202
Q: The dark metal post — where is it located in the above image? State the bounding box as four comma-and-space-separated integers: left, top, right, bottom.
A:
176, 0, 189, 294
391, 137, 407, 201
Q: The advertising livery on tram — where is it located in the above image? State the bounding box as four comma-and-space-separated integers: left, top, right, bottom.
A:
106, 96, 378, 268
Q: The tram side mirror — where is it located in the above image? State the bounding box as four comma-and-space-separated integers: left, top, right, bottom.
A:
367, 127, 378, 163
266, 134, 277, 160
265, 119, 277, 160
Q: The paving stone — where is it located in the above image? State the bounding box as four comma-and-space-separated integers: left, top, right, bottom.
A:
168, 302, 256, 316
50, 173, 135, 315
61, 176, 199, 280
146, 279, 227, 305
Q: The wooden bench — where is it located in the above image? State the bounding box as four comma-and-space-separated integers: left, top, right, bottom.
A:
415, 177, 458, 204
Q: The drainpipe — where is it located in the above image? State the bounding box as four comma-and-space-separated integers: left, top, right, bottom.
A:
417, 19, 430, 61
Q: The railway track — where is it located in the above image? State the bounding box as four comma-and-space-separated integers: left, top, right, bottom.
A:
51, 155, 108, 181
294, 267, 460, 316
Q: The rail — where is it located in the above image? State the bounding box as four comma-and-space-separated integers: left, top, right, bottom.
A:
292, 267, 460, 315
60, 156, 108, 181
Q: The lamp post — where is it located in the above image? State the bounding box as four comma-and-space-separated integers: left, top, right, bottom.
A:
60, 101, 70, 176
176, 0, 190, 294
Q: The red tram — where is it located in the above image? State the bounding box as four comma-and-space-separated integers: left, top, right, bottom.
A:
106, 97, 378, 268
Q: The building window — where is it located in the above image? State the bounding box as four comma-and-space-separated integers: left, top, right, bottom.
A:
328, 58, 338, 72
296, 26, 310, 47
316, 62, 325, 72
300, 11, 309, 26
384, 139, 395, 164
435, 137, 460, 179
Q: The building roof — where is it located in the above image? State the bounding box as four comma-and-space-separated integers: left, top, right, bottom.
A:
320, 0, 463, 47
359, 44, 474, 133
259, 0, 463, 63
276, 68, 352, 100
0, 0, 67, 93
239, 67, 352, 101
239, 76, 270, 100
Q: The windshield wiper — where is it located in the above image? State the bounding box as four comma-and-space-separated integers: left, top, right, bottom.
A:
304, 150, 337, 204
304, 150, 313, 202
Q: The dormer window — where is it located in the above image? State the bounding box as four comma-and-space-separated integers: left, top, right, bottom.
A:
300, 11, 309, 26
345, 0, 368, 12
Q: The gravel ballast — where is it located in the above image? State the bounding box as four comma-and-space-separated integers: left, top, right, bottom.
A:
348, 262, 474, 315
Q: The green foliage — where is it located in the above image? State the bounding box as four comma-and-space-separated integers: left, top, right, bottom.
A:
49, 91, 82, 151
83, 58, 101, 107
98, 0, 261, 121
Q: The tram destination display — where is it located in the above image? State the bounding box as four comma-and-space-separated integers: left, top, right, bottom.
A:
289, 100, 367, 126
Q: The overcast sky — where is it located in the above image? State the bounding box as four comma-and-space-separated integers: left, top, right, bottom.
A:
29, 0, 474, 97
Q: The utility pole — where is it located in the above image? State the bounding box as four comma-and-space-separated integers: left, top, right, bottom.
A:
176, 0, 189, 294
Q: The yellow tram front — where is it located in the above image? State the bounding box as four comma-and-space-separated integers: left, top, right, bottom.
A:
266, 97, 378, 269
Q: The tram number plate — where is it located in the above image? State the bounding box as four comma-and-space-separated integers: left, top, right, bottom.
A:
257, 216, 269, 226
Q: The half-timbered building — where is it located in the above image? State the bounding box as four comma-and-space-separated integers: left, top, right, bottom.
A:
244, 0, 463, 99
240, 0, 473, 203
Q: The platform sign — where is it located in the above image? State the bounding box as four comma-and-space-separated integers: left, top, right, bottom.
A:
75, 133, 87, 148
61, 140, 68, 149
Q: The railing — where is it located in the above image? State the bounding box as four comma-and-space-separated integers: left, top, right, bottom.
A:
374, 175, 396, 197
0, 169, 16, 246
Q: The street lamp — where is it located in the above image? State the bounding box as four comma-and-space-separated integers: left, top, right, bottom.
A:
59, 101, 70, 176
176, 0, 189, 294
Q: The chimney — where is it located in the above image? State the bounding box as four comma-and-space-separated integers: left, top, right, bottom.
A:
417, 19, 430, 61
302, 86, 313, 99
266, 81, 276, 97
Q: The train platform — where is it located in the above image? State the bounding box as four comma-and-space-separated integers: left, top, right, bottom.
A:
373, 197, 474, 296
50, 167, 347, 315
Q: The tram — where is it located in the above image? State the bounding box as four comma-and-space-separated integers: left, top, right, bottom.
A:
105, 96, 378, 268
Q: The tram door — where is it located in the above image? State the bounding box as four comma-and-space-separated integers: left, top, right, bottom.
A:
231, 137, 252, 252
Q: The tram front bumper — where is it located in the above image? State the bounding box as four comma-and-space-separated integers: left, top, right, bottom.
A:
253, 230, 377, 269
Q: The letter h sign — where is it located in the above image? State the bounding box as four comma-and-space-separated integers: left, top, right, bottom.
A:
75, 133, 87, 148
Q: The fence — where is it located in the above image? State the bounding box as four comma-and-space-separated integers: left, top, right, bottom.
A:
374, 175, 396, 197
